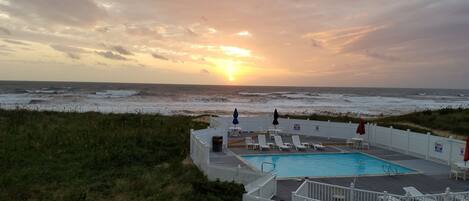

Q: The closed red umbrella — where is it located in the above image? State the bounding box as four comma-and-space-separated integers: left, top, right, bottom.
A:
356, 119, 366, 135
464, 136, 469, 164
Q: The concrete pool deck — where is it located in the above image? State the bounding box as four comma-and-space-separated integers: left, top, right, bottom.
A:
210, 135, 468, 201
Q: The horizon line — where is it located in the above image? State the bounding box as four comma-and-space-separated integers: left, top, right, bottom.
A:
0, 79, 468, 91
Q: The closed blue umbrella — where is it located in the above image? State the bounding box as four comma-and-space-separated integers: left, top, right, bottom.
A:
232, 108, 239, 127
273, 109, 279, 129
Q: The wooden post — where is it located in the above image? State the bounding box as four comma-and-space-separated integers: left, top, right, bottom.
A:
349, 182, 355, 201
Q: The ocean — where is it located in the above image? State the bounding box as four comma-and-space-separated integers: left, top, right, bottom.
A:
1, 81, 469, 117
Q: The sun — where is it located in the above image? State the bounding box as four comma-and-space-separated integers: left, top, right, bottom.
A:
226, 61, 235, 81
207, 58, 245, 82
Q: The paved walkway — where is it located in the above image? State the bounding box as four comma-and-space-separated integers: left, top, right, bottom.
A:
215, 135, 468, 201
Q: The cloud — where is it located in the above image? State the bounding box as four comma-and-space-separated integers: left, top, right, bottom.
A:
185, 27, 198, 37
96, 51, 128, 60
3, 0, 107, 27
200, 69, 210, 74
0, 44, 15, 54
151, 53, 169, 61
303, 26, 383, 52
236, 31, 251, 37
3, 39, 30, 46
363, 50, 400, 62
112, 45, 133, 55
125, 25, 162, 38
66, 52, 80, 60
0, 27, 11, 35
50, 44, 86, 53
50, 44, 87, 59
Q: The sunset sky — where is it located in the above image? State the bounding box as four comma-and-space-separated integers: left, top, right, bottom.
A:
1, 0, 468, 88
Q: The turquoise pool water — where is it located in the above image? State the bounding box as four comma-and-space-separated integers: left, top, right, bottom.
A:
242, 153, 415, 178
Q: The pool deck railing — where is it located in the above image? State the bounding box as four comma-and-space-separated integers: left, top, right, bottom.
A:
292, 180, 469, 201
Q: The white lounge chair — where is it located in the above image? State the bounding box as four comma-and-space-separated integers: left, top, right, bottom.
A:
245, 137, 258, 150
292, 135, 307, 151
257, 135, 271, 151
403, 187, 436, 201
274, 135, 291, 151
313, 143, 326, 151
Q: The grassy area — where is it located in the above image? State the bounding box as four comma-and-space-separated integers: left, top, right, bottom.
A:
0, 110, 244, 201
285, 108, 469, 137
377, 108, 469, 137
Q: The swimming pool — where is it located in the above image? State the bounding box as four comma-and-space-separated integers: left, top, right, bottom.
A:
242, 153, 415, 178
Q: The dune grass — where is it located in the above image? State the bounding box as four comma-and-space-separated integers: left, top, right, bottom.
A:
0, 109, 244, 201
286, 108, 469, 137
377, 108, 469, 136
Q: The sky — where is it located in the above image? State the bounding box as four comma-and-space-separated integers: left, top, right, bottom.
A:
0, 0, 469, 89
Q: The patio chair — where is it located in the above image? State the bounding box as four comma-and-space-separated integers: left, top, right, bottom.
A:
332, 187, 346, 200
245, 137, 258, 150
269, 133, 278, 140
274, 135, 291, 151
378, 195, 401, 201
403, 187, 436, 201
257, 135, 271, 151
361, 142, 370, 150
450, 163, 466, 180
291, 135, 307, 151
312, 143, 326, 151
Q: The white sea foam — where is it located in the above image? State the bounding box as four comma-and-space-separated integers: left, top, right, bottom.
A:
91, 90, 139, 98
1, 89, 469, 117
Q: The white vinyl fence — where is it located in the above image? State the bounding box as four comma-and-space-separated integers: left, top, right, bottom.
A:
190, 128, 276, 201
207, 117, 468, 200
212, 117, 466, 165
293, 180, 469, 201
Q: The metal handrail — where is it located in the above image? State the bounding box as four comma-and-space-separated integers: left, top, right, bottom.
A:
261, 162, 275, 173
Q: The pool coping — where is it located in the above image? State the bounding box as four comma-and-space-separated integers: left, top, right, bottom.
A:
230, 148, 422, 180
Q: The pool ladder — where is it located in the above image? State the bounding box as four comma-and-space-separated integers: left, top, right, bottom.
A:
382, 164, 399, 176
261, 162, 275, 174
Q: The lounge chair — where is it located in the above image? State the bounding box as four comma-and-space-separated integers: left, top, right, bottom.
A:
403, 187, 436, 201
274, 135, 291, 151
245, 137, 258, 150
291, 135, 307, 151
257, 135, 271, 151
345, 139, 354, 147
312, 143, 326, 151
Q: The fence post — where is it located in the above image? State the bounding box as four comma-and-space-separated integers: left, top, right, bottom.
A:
448, 136, 453, 165
426, 132, 431, 160
383, 191, 388, 201
444, 187, 451, 201
349, 182, 355, 201
190, 129, 194, 156
389, 126, 393, 150
406, 129, 410, 154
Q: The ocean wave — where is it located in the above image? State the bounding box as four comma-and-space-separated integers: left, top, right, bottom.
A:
91, 90, 139, 98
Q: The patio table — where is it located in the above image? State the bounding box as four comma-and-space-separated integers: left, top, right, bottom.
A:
351, 137, 364, 149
